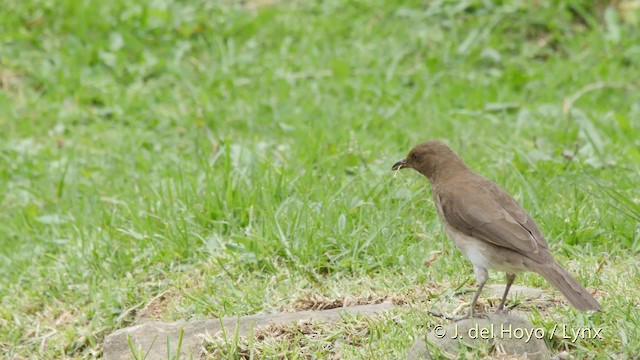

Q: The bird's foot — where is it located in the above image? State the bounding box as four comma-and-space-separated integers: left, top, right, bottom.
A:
495, 308, 510, 315
452, 311, 488, 321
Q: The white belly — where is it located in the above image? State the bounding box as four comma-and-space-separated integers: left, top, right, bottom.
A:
445, 225, 530, 275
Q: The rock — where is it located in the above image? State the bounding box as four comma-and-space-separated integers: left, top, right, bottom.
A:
103, 303, 394, 360
408, 338, 432, 360
408, 313, 551, 360
552, 350, 571, 359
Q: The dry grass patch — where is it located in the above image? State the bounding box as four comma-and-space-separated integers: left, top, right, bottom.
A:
134, 290, 181, 324
203, 313, 389, 359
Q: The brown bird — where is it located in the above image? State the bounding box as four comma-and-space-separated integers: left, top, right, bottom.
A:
392, 141, 601, 317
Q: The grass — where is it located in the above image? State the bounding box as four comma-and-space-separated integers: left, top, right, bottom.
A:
1, 0, 639, 358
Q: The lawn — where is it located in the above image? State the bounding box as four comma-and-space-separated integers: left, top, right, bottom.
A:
1, 0, 639, 358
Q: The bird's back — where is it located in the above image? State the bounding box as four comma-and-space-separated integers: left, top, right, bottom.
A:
432, 170, 552, 264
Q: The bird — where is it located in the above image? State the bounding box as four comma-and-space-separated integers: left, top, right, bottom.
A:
392, 140, 601, 318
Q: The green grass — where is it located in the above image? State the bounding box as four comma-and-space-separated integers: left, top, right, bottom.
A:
1, 0, 639, 358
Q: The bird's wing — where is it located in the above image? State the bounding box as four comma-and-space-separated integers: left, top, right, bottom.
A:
438, 177, 549, 262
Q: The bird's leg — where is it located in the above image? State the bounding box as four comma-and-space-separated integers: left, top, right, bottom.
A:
468, 278, 487, 319
454, 267, 488, 321
497, 273, 516, 313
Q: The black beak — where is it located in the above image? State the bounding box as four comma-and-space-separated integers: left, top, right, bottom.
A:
392, 159, 406, 171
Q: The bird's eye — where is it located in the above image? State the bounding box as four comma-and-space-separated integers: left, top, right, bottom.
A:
411, 153, 419, 160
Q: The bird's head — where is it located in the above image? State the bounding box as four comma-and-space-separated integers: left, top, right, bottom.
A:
392, 140, 461, 179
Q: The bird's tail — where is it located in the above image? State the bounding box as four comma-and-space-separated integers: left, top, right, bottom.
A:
533, 261, 601, 311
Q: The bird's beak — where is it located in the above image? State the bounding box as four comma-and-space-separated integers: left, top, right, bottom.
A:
392, 159, 407, 171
